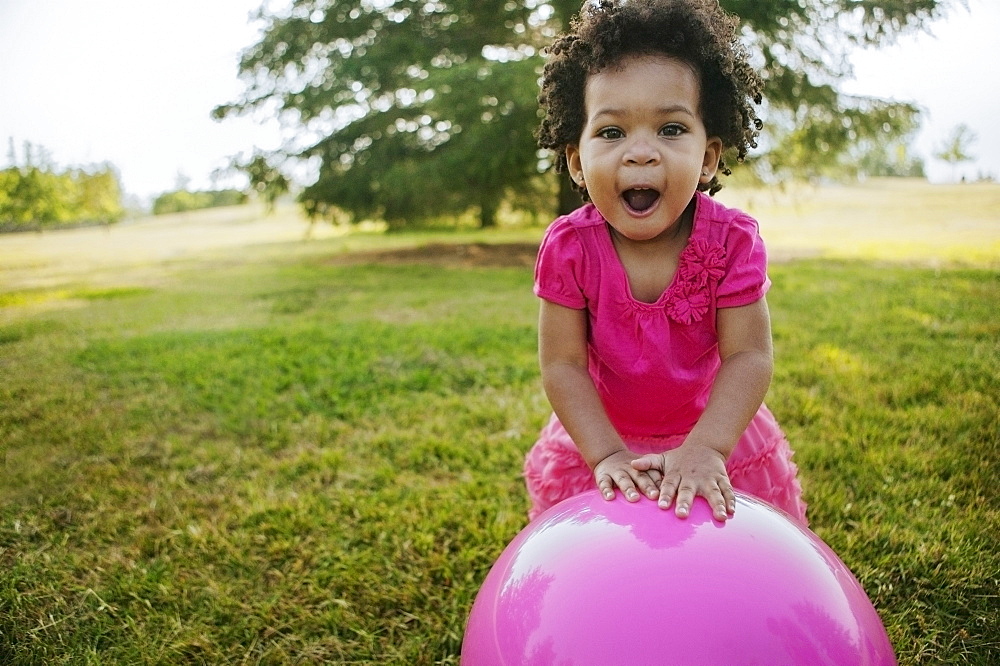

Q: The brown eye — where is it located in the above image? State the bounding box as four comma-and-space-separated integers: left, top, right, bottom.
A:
659, 123, 686, 137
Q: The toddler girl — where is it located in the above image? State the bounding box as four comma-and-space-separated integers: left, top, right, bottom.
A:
524, 0, 807, 524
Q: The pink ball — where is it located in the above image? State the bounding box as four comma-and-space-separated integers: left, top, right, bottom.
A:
462, 490, 896, 665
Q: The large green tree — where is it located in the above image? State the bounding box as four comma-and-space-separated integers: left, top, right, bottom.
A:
215, 0, 951, 227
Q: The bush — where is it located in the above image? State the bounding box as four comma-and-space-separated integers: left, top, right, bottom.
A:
151, 189, 248, 215
0, 163, 124, 231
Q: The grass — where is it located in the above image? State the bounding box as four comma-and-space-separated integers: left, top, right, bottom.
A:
718, 178, 1000, 265
1, 180, 998, 663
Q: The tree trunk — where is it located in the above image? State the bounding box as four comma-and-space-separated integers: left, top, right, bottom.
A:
479, 190, 499, 228
480, 205, 497, 228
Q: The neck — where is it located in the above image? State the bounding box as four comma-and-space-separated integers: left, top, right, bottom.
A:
609, 197, 695, 253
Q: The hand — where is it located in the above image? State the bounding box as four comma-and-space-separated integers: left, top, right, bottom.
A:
631, 444, 736, 521
593, 450, 662, 503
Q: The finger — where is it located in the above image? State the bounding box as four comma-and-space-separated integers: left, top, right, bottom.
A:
657, 474, 680, 510
630, 454, 662, 473
596, 474, 616, 501
613, 472, 641, 502
720, 478, 737, 516
704, 485, 730, 521
632, 470, 660, 500
674, 483, 697, 518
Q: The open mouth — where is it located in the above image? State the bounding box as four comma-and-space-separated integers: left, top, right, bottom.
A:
622, 187, 660, 213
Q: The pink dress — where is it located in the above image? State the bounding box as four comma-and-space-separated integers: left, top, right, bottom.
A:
524, 193, 807, 524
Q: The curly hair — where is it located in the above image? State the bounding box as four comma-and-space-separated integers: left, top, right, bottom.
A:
537, 0, 763, 197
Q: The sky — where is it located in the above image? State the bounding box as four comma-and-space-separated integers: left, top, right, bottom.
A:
0, 0, 282, 202
843, 0, 998, 183
0, 0, 997, 203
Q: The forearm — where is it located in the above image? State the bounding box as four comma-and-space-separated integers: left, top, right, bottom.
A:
685, 348, 773, 459
542, 361, 626, 469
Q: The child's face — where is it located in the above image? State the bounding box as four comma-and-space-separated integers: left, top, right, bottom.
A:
566, 54, 722, 242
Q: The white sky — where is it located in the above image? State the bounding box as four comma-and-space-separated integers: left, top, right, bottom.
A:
0, 0, 997, 202
0, 0, 281, 202
843, 0, 998, 183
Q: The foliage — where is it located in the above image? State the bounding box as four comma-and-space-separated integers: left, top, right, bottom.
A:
730, 0, 940, 181
242, 153, 292, 211
151, 188, 249, 215
934, 123, 977, 180
215, 0, 568, 228
0, 143, 124, 231
1, 188, 998, 662
216, 0, 952, 227
765, 96, 925, 181
854, 137, 926, 179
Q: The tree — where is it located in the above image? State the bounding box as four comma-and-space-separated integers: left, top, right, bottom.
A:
854, 136, 925, 179
216, 0, 953, 227
934, 123, 976, 181
152, 189, 249, 215
0, 141, 124, 231
243, 153, 291, 211
215, 0, 572, 228
730, 0, 940, 172
766, 95, 924, 181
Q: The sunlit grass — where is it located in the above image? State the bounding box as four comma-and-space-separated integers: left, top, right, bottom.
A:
718, 178, 1000, 265
1, 182, 998, 663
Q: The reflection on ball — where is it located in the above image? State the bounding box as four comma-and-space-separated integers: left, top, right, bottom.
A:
462, 490, 895, 665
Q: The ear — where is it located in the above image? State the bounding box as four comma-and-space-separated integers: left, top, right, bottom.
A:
700, 136, 724, 185
565, 145, 585, 187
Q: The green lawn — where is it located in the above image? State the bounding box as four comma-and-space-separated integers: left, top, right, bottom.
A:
1, 182, 998, 663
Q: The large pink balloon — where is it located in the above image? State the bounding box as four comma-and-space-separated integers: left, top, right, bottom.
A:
462, 490, 896, 665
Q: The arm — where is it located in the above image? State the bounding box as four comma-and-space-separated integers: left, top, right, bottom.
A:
539, 299, 660, 502
632, 297, 774, 520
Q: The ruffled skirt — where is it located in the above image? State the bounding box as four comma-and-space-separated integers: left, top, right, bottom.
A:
523, 404, 807, 525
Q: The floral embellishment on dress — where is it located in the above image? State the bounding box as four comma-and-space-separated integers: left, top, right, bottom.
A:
666, 239, 727, 324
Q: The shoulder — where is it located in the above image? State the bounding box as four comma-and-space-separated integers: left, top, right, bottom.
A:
691, 194, 770, 307
692, 192, 763, 248
535, 204, 605, 308
542, 204, 606, 241
537, 204, 606, 265
691, 193, 767, 270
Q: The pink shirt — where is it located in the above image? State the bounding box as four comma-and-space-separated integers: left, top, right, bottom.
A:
534, 192, 771, 439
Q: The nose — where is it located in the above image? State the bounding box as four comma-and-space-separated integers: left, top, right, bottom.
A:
623, 135, 660, 166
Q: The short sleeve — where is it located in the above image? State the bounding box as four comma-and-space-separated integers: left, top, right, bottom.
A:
534, 217, 588, 310
716, 213, 771, 309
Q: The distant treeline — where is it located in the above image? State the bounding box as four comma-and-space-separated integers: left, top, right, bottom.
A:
152, 189, 248, 215
0, 163, 124, 232
1, 140, 254, 232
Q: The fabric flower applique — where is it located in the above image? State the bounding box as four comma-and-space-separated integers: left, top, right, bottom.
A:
666, 239, 726, 324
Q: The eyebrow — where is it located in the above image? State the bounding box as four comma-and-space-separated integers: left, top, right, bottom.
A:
590, 104, 696, 119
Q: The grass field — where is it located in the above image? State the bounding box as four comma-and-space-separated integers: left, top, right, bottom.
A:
1, 180, 998, 663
